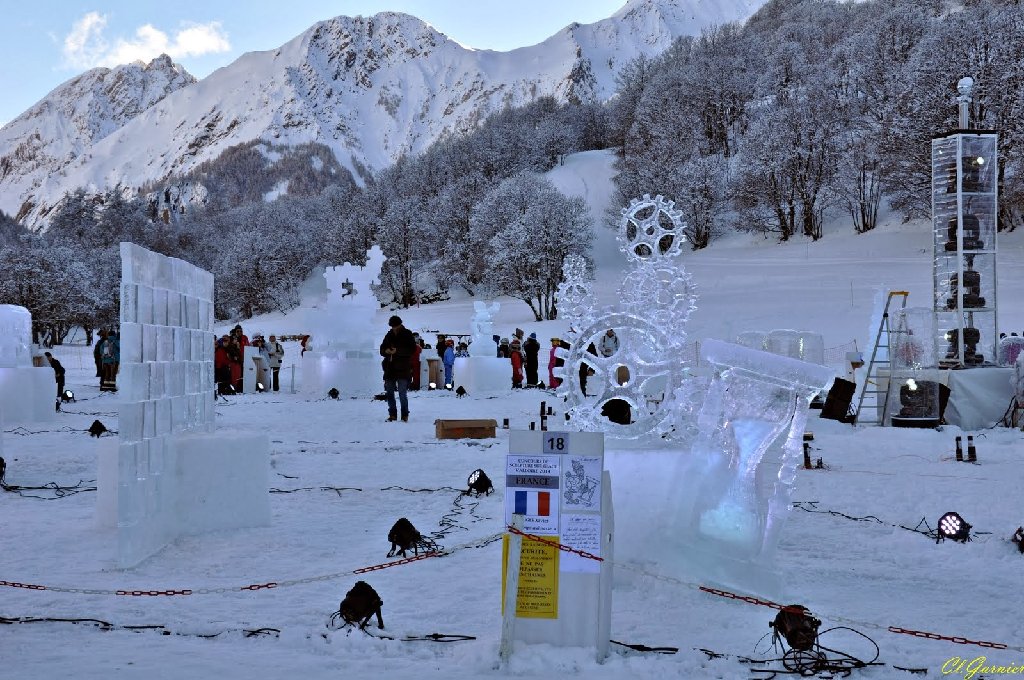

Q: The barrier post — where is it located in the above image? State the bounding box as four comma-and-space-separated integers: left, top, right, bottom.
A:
499, 513, 525, 664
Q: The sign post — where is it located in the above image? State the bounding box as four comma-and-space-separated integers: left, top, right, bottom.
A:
501, 429, 612, 662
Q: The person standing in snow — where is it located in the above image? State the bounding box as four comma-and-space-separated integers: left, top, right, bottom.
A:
510, 337, 524, 388
266, 335, 284, 392
443, 338, 456, 389
548, 337, 562, 389
523, 332, 540, 386
45, 352, 65, 399
97, 332, 120, 392
410, 334, 423, 391
380, 315, 416, 422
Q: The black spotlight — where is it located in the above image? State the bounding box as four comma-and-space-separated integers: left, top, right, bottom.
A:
937, 511, 972, 543
61, 389, 75, 403
256, 382, 266, 393
330, 580, 384, 630
427, 382, 437, 391
88, 420, 108, 438
770, 605, 821, 652
386, 517, 436, 557
328, 388, 340, 400
466, 469, 494, 496
1012, 527, 1024, 554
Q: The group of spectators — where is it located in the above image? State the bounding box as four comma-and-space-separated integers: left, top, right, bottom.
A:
214, 324, 284, 394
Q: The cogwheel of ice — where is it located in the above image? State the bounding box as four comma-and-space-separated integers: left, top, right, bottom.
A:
619, 262, 698, 329
555, 311, 685, 439
618, 194, 687, 261
557, 253, 595, 324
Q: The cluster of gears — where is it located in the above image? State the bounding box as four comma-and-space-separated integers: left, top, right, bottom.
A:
553, 194, 698, 439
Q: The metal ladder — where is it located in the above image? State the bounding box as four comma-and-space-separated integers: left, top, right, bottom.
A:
853, 291, 909, 425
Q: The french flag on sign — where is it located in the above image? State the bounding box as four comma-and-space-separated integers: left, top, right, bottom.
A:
514, 490, 551, 517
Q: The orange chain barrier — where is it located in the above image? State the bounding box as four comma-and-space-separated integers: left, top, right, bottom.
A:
506, 525, 604, 562
888, 626, 1007, 650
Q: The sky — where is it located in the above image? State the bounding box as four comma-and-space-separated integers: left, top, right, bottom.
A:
0, 0, 628, 126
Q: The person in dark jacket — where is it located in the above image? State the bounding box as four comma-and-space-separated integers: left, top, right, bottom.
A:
523, 332, 540, 386
380, 315, 417, 422
45, 352, 65, 398
93, 330, 107, 385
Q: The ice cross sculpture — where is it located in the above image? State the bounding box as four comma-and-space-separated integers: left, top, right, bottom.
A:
316, 245, 386, 352
555, 194, 696, 440
669, 339, 832, 565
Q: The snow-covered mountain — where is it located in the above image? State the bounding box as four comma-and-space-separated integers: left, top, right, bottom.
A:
0, 0, 763, 227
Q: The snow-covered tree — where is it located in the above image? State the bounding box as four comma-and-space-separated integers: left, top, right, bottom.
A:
470, 172, 592, 320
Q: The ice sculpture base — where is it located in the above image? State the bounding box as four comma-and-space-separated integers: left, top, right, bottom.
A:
452, 357, 509, 393
302, 352, 383, 397
175, 430, 270, 534
0, 367, 57, 425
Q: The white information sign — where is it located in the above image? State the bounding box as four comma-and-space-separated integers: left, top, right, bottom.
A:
560, 513, 602, 574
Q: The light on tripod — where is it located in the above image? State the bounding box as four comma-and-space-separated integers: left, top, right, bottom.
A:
428, 382, 437, 391
256, 382, 266, 393
466, 469, 494, 496
328, 388, 340, 399
937, 511, 972, 543
1012, 527, 1024, 554
61, 390, 75, 402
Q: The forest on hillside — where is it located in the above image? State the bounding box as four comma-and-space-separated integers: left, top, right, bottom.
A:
2, 0, 1022, 338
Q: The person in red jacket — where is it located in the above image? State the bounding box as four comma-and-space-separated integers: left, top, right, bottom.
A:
214, 336, 231, 394
510, 337, 524, 388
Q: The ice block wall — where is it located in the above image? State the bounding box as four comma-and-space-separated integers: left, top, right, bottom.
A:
116, 242, 215, 567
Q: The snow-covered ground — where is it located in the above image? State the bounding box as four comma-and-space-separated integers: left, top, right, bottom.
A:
4, 150, 1024, 679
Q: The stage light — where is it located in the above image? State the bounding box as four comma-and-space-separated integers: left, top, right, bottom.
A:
428, 382, 437, 391
330, 581, 384, 630
444, 383, 453, 390
976, 156, 985, 165
466, 469, 494, 496
61, 390, 75, 402
770, 605, 820, 652
1012, 527, 1024, 554
328, 388, 340, 399
88, 420, 108, 438
256, 382, 266, 393
905, 378, 917, 391
937, 511, 972, 543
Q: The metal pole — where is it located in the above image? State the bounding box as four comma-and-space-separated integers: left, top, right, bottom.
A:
499, 514, 525, 664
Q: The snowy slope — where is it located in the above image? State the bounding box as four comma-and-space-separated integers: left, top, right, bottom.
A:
0, 0, 763, 227
5, 150, 1024, 679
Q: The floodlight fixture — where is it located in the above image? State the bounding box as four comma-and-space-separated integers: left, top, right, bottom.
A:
328, 388, 340, 400
937, 511, 972, 543
428, 382, 437, 391
61, 390, 75, 402
1012, 527, 1024, 554
466, 469, 494, 496
256, 382, 266, 393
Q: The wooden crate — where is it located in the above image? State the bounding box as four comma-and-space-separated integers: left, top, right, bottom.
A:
435, 419, 497, 440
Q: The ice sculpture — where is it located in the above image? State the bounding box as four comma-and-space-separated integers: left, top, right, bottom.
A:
669, 340, 832, 573
469, 301, 500, 354
302, 246, 388, 397
0, 305, 32, 367
618, 194, 687, 260
452, 300, 509, 393
556, 254, 595, 327
0, 305, 56, 425
103, 243, 269, 568
556, 195, 697, 439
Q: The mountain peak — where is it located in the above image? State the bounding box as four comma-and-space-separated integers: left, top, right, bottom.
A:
0, 0, 763, 227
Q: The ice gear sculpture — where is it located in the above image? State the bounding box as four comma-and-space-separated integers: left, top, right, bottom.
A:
555, 195, 697, 439
617, 194, 687, 260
